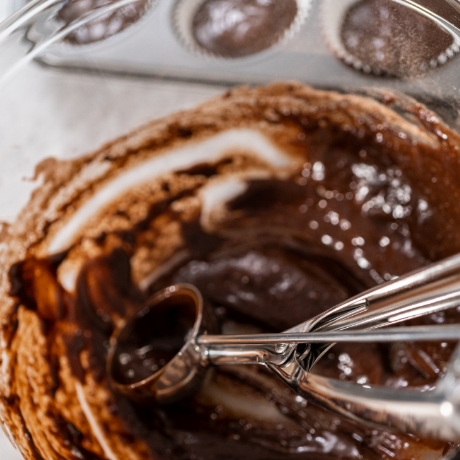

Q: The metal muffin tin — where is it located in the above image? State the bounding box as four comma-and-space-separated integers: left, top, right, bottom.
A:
31, 0, 456, 85
22, 0, 460, 125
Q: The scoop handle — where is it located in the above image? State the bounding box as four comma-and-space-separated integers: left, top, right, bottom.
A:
287, 253, 460, 336
327, 257, 460, 333
270, 253, 460, 440
292, 371, 460, 441
265, 343, 460, 442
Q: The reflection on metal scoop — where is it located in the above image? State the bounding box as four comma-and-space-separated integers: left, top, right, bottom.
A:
108, 252, 460, 441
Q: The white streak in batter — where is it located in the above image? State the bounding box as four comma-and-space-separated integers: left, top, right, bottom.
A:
75, 382, 118, 460
48, 129, 294, 254
199, 177, 249, 231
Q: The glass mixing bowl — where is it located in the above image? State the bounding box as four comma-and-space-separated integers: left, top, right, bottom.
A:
2, 1, 460, 459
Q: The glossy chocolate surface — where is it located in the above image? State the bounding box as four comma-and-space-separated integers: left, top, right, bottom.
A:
192, 0, 298, 57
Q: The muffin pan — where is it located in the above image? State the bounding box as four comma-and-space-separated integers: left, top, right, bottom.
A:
30, 0, 459, 107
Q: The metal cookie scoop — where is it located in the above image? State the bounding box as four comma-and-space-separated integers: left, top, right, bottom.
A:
107, 252, 460, 441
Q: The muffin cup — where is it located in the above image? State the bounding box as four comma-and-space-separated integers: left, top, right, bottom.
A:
321, 0, 460, 77
172, 0, 313, 59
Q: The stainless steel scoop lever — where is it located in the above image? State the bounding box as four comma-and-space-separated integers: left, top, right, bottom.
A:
287, 251, 460, 370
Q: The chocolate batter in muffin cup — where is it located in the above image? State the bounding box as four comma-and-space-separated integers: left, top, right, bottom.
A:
322, 0, 460, 77
58, 0, 155, 45
172, 0, 312, 59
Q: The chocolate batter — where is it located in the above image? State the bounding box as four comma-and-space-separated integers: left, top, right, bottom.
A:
2, 83, 460, 459
340, 0, 460, 77
59, 0, 150, 45
192, 0, 298, 57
